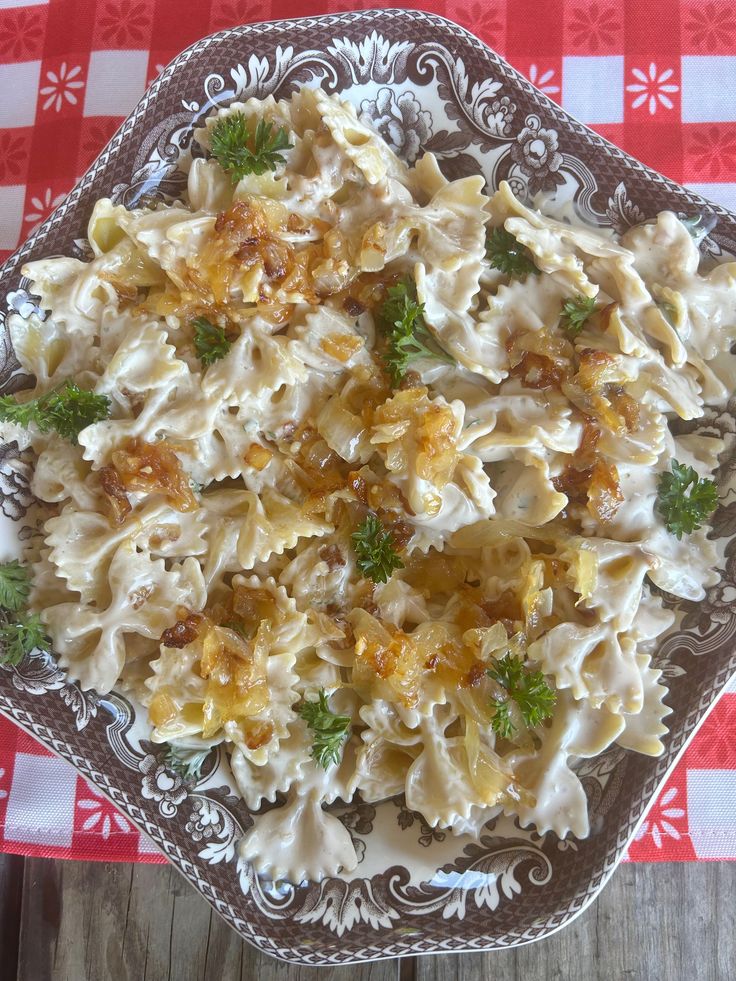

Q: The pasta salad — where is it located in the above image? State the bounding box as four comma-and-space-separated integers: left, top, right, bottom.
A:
0, 89, 732, 882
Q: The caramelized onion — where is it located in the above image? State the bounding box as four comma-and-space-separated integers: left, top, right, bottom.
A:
110, 438, 197, 512
160, 612, 204, 649
99, 465, 132, 524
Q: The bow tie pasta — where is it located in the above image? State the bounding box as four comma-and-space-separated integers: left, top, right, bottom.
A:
3, 89, 730, 883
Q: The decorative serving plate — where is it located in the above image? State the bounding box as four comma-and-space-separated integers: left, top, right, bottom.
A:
1, 9, 735, 965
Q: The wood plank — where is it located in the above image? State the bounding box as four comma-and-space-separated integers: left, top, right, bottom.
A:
414, 862, 736, 981
16, 858, 401, 981
16, 858, 736, 981
0, 853, 24, 976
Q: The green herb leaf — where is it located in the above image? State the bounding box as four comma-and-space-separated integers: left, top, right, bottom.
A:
352, 513, 404, 584
487, 653, 556, 736
489, 698, 514, 740
192, 316, 231, 366
298, 688, 351, 769
560, 294, 598, 337
0, 613, 48, 666
656, 459, 718, 539
0, 560, 31, 612
163, 743, 212, 782
0, 381, 110, 443
209, 112, 293, 181
486, 227, 539, 280
379, 278, 451, 385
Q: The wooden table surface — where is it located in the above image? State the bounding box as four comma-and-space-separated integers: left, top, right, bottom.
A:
1, 855, 734, 980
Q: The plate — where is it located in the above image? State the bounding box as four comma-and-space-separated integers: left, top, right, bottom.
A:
1, 9, 735, 965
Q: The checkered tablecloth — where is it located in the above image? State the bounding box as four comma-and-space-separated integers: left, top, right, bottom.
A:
0, 0, 735, 864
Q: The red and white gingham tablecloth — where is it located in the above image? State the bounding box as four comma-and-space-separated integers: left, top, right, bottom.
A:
0, 0, 735, 864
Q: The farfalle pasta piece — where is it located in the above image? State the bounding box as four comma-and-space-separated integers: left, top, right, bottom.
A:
617, 654, 671, 756
19, 255, 118, 335
44, 500, 206, 603
278, 537, 357, 612
645, 524, 720, 602
287, 306, 370, 374
462, 381, 582, 463
373, 577, 430, 628
491, 460, 568, 526
313, 88, 409, 187
509, 691, 625, 838
198, 487, 333, 585
201, 320, 308, 405
529, 620, 643, 714
238, 786, 358, 882
400, 707, 524, 829
43, 542, 207, 692
32, 440, 100, 510
353, 700, 424, 802
229, 725, 310, 809
574, 539, 654, 631
623, 211, 736, 362
79, 322, 192, 465
186, 157, 235, 214
8, 312, 95, 400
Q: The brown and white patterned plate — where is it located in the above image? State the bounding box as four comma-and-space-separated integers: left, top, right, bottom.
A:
1, 9, 735, 965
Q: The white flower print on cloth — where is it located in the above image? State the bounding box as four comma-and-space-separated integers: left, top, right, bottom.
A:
39, 63, 85, 113
633, 786, 686, 849
527, 64, 559, 96
0, 767, 7, 801
25, 188, 66, 230
77, 784, 131, 839
626, 63, 679, 115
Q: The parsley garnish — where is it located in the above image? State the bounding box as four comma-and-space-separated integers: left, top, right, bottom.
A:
379, 279, 450, 385
192, 316, 231, 366
209, 113, 293, 181
163, 744, 212, 782
0, 560, 31, 612
0, 561, 47, 667
298, 688, 352, 770
351, 513, 404, 584
0, 612, 47, 666
487, 653, 556, 737
0, 381, 110, 443
486, 227, 539, 280
560, 294, 597, 336
380, 278, 451, 386
656, 459, 718, 539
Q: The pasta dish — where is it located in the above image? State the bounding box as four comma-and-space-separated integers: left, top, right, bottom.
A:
0, 89, 731, 882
